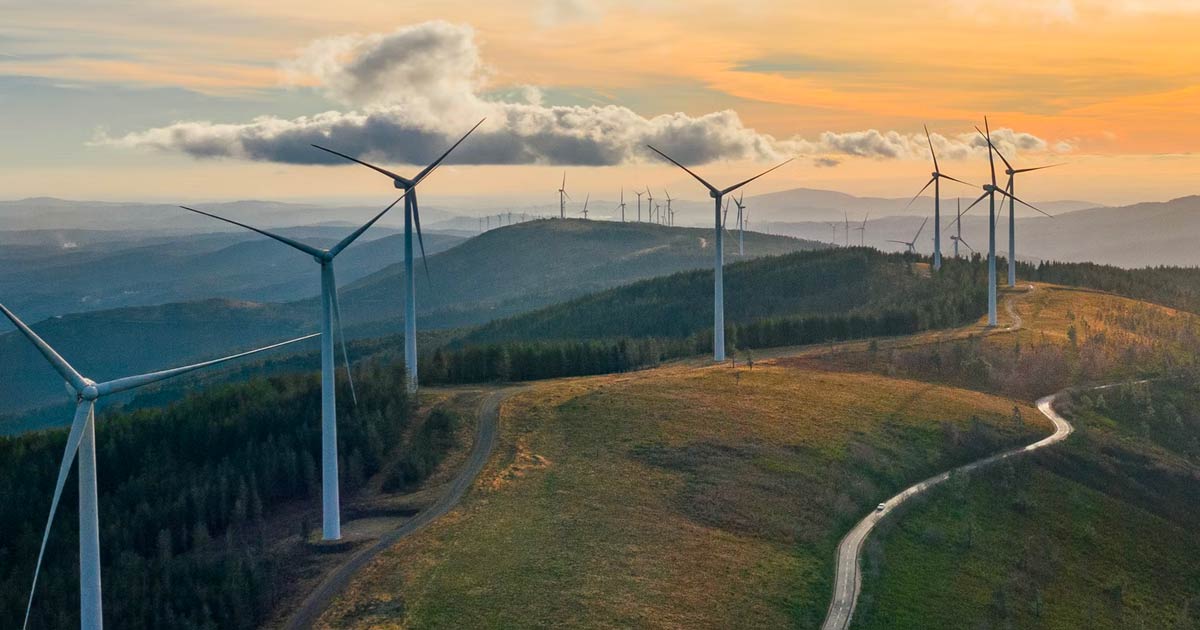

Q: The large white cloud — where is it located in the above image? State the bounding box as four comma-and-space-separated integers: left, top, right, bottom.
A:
102, 21, 1062, 167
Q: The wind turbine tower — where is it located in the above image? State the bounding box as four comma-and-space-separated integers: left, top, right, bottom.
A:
906, 125, 973, 271
558, 172, 570, 218
647, 145, 791, 361
987, 138, 1059, 286
732, 192, 747, 255
663, 189, 673, 226
618, 187, 627, 222
855, 212, 869, 246
4, 303, 314, 630
645, 187, 655, 224
635, 190, 644, 222
312, 120, 483, 395
581, 193, 590, 219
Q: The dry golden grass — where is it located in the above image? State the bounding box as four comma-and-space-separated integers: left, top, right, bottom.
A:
319, 363, 1044, 629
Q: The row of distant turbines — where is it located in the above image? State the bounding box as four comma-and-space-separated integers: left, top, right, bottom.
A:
558, 176, 684, 226
7, 115, 1055, 630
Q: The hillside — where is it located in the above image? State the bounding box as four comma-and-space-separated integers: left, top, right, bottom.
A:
0, 219, 821, 418
0, 230, 462, 325
318, 362, 1045, 628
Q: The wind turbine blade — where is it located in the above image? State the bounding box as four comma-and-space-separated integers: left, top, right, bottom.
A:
329, 267, 357, 405
961, 240, 975, 253
950, 191, 990, 228
983, 117, 997, 187
411, 118, 486, 187
984, 131, 1014, 173
861, 212, 869, 228
913, 217, 929, 242
1014, 164, 1064, 174
721, 158, 793, 195
582, 193, 590, 213
885, 240, 909, 244
95, 333, 320, 397
409, 195, 433, 286
994, 187, 1055, 218
645, 145, 718, 194
179, 206, 325, 258
0, 303, 87, 393
904, 177, 936, 209
330, 194, 406, 257
311, 144, 412, 186
924, 124, 939, 172
23, 402, 92, 630
562, 171, 566, 189
938, 174, 976, 188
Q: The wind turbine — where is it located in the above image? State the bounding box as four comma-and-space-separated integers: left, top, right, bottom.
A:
645, 187, 655, 224
635, 190, 644, 222
3, 303, 315, 630
887, 216, 928, 254
954, 197, 961, 257
951, 233, 975, 255
844, 212, 850, 247
180, 195, 403, 542
663, 189, 673, 227
312, 118, 484, 395
732, 192, 747, 255
580, 193, 590, 219
617, 187, 626, 222
855, 212, 869, 246
557, 171, 570, 219
906, 124, 974, 271
953, 118, 1044, 326
646, 145, 791, 361
827, 222, 838, 244
987, 138, 1059, 286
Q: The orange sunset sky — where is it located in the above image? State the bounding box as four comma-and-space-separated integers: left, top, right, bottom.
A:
1, 0, 1198, 206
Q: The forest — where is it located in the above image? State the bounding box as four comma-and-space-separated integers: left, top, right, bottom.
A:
0, 361, 418, 630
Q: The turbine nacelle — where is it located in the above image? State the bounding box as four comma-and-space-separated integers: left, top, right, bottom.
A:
983, 184, 998, 192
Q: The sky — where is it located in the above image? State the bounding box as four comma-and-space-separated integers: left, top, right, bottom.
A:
1, 0, 1199, 207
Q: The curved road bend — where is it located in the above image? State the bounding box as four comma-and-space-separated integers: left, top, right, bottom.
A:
285, 388, 514, 630
822, 285, 1046, 630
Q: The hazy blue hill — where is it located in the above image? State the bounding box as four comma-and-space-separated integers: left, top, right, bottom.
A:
332, 218, 825, 328
0, 230, 462, 324
0, 219, 822, 418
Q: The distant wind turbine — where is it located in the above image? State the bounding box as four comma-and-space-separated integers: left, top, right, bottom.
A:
855, 212, 869, 246
618, 187, 626, 222
311, 118, 484, 392
180, 195, 403, 542
732, 192, 747, 255
646, 145, 792, 361
951, 233, 975, 254
906, 124, 974, 271
827, 221, 838, 244
887, 216, 928, 253
3, 302, 315, 630
663, 189, 673, 226
635, 189, 644, 222
557, 171, 570, 218
581, 193, 590, 219
987, 138, 1060, 286
645, 187, 655, 224
954, 197, 962, 257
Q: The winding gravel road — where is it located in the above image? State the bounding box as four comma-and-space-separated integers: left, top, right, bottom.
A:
284, 388, 513, 630
822, 286, 1057, 630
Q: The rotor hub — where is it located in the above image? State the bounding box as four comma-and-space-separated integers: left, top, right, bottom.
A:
81, 379, 99, 401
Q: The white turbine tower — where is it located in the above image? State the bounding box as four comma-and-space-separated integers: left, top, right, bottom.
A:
953, 118, 1045, 326
181, 196, 403, 541
855, 212, 869, 247
646, 145, 791, 361
663, 189, 673, 226
645, 187, 655, 224
732, 192, 747, 255
635, 190, 644, 222
987, 138, 1059, 286
617, 187, 627, 222
312, 119, 484, 396
905, 125, 974, 271
3, 303, 315, 630
580, 193, 590, 219
557, 171, 570, 219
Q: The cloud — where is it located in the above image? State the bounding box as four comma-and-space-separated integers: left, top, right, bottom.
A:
813, 157, 841, 168
103, 21, 1063, 168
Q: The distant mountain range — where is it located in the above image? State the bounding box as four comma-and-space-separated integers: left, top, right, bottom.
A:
761, 195, 1200, 268
0, 219, 823, 418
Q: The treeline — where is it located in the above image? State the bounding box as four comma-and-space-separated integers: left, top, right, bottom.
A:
420, 251, 988, 384
1019, 260, 1200, 314
0, 361, 413, 630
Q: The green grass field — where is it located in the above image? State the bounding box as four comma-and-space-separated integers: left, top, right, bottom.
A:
318, 362, 1044, 628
